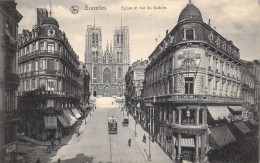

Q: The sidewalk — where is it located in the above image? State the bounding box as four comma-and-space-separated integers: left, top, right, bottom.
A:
127, 112, 173, 163
17, 108, 94, 147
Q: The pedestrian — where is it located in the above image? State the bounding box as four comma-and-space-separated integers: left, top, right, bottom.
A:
128, 138, 131, 147
58, 158, 61, 163
35, 158, 41, 163
112, 102, 113, 105
58, 135, 61, 144
51, 138, 54, 149
143, 134, 146, 143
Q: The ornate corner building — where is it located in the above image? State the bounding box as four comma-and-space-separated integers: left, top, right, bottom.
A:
142, 1, 254, 162
84, 24, 130, 97
17, 9, 85, 140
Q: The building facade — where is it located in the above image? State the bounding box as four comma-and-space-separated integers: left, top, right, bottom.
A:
240, 59, 260, 120
143, 1, 245, 162
17, 8, 82, 140
0, 0, 22, 160
125, 59, 148, 122
79, 61, 91, 104
85, 24, 130, 97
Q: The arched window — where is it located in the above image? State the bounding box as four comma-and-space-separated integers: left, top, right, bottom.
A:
120, 52, 123, 63
92, 33, 95, 44
96, 33, 98, 45
93, 51, 95, 62
117, 52, 120, 63
121, 34, 123, 44
96, 51, 98, 63
103, 68, 112, 83
118, 67, 122, 78
93, 67, 97, 78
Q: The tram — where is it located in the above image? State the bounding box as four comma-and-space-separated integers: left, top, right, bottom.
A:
108, 116, 117, 134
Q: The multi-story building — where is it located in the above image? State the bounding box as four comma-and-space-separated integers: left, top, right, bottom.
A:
0, 0, 22, 160
240, 59, 260, 120
143, 1, 245, 162
125, 59, 148, 122
17, 8, 82, 140
79, 61, 91, 104
85, 24, 130, 97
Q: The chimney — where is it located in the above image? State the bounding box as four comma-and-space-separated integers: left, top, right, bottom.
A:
208, 19, 211, 27
166, 30, 168, 35
37, 8, 48, 25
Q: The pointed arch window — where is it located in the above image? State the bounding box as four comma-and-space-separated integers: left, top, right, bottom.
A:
121, 34, 123, 44
96, 33, 98, 45
93, 67, 97, 78
92, 33, 95, 44
118, 67, 122, 78
92, 51, 95, 62
117, 35, 120, 44
117, 52, 120, 63
120, 52, 123, 63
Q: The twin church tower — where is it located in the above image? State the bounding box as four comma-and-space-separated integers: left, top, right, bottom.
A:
84, 22, 130, 97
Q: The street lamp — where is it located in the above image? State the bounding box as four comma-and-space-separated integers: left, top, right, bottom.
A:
134, 119, 137, 137
148, 135, 151, 161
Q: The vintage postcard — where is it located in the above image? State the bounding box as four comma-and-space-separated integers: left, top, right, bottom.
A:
1, 0, 259, 162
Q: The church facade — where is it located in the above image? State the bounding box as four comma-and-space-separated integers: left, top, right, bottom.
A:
85, 24, 130, 97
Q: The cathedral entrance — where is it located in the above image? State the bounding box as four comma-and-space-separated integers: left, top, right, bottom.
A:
103, 68, 112, 83
103, 86, 111, 97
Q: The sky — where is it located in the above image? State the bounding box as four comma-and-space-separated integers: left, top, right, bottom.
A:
16, 0, 260, 64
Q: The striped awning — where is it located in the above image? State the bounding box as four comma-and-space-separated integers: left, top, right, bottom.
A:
249, 119, 258, 126
176, 137, 201, 148
207, 106, 232, 120
228, 106, 246, 112
63, 110, 77, 126
58, 116, 70, 127
71, 108, 82, 119
233, 121, 251, 134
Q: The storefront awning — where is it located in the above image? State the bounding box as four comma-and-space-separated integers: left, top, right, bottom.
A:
44, 116, 57, 129
58, 116, 70, 127
177, 137, 201, 148
209, 124, 236, 148
144, 103, 153, 107
79, 105, 87, 111
63, 110, 77, 126
228, 106, 246, 112
207, 106, 232, 120
249, 119, 258, 126
71, 108, 82, 119
233, 121, 251, 134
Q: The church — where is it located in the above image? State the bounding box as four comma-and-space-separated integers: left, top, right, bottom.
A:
84, 23, 130, 97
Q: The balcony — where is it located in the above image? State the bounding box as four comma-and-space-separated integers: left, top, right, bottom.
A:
144, 94, 243, 105
18, 50, 61, 62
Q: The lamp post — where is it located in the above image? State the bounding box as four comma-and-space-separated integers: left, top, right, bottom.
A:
134, 119, 137, 137
148, 135, 151, 161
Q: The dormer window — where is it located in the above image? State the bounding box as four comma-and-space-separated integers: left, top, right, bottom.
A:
183, 27, 195, 40
186, 29, 194, 39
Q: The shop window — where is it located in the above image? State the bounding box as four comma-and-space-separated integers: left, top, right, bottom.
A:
185, 77, 194, 94
181, 109, 195, 125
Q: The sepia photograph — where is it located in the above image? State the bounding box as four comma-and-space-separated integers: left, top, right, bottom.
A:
0, 0, 260, 162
